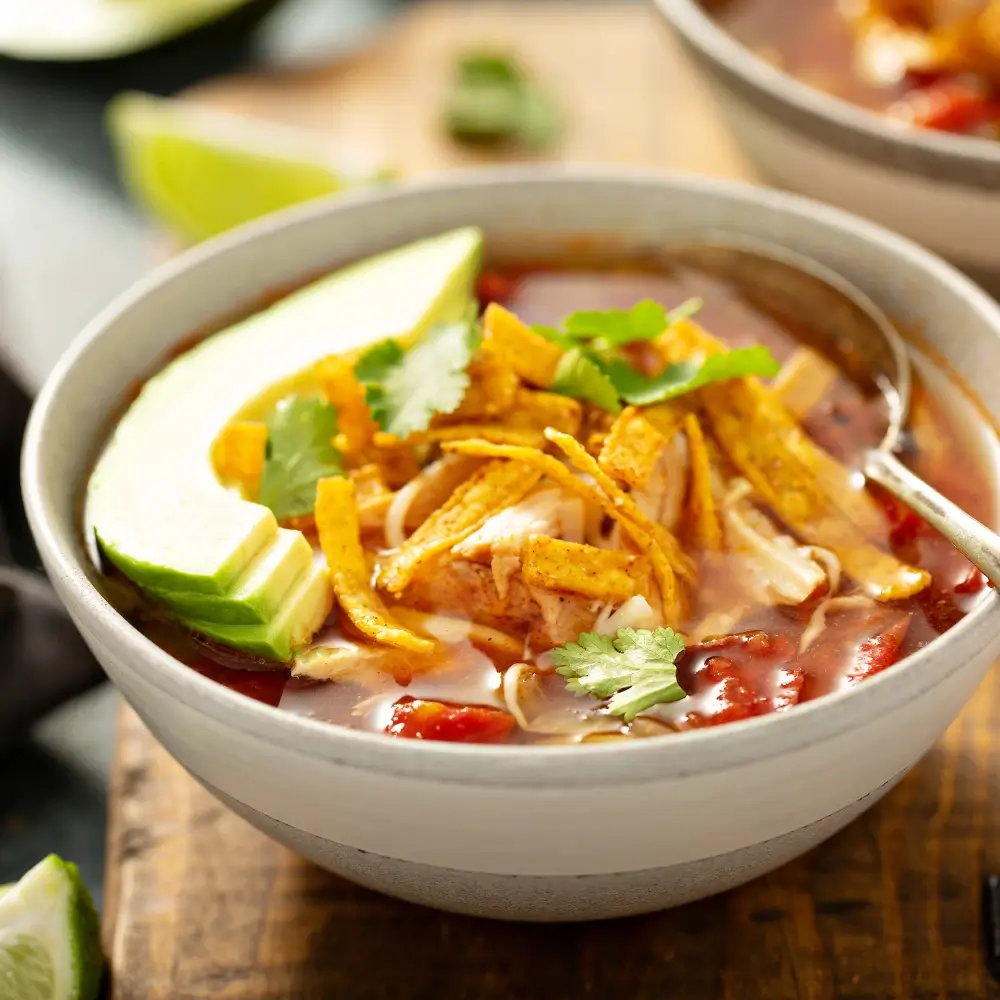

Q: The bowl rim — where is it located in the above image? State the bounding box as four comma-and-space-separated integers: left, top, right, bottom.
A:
22, 164, 1000, 787
653, 0, 1000, 169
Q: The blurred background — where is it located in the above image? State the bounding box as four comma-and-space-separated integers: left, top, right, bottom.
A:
0, 0, 428, 906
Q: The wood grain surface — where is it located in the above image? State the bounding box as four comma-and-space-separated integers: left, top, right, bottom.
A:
105, 3, 1000, 997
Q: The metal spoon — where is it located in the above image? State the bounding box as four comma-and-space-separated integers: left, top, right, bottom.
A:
662, 235, 1000, 587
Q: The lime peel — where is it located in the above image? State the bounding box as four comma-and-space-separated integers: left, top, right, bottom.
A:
0, 855, 103, 1000
107, 91, 393, 244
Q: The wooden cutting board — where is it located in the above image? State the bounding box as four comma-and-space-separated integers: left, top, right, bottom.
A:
104, 4, 1000, 997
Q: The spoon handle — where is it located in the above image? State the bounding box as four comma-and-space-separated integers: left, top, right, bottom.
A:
864, 449, 1000, 588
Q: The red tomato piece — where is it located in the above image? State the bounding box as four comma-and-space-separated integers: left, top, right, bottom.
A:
845, 618, 910, 685
681, 632, 802, 728
387, 699, 516, 743
955, 566, 989, 595
869, 483, 925, 547
887, 80, 993, 133
191, 658, 287, 707
476, 272, 517, 308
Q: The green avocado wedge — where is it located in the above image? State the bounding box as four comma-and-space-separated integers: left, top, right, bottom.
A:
86, 227, 484, 660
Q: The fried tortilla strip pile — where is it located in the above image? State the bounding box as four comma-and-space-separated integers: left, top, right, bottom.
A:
657, 320, 929, 600
315, 477, 435, 653
212, 421, 267, 495
378, 460, 544, 595
683, 413, 723, 551
521, 536, 643, 603
482, 303, 564, 387
442, 439, 687, 627
599, 407, 667, 490
546, 429, 695, 584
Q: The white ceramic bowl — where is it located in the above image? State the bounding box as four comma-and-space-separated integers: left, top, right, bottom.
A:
654, 0, 1000, 287
22, 169, 1000, 921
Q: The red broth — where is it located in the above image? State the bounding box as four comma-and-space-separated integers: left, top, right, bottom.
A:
95, 257, 1000, 744
708, 0, 1000, 137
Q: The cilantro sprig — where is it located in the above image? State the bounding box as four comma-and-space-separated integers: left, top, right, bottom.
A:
446, 51, 562, 150
551, 627, 687, 722
355, 317, 481, 438
541, 299, 779, 412
257, 396, 343, 520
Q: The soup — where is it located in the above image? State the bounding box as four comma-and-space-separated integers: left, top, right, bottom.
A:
709, 0, 1000, 137
87, 229, 997, 745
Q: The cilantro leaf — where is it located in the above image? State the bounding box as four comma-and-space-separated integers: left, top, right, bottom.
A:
355, 318, 481, 438
551, 627, 687, 722
532, 323, 575, 349
610, 345, 780, 406
446, 51, 562, 150
550, 347, 622, 415
257, 396, 343, 520
560, 297, 702, 347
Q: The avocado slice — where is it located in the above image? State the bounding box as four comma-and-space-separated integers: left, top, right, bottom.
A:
87, 227, 484, 659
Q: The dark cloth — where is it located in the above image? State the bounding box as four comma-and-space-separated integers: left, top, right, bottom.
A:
0, 365, 103, 750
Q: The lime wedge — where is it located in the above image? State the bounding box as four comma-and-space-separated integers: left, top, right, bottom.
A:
0, 0, 259, 61
107, 91, 390, 244
0, 856, 103, 1000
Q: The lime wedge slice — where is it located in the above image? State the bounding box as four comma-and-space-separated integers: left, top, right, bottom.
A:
107, 91, 390, 244
0, 0, 258, 61
0, 856, 103, 1000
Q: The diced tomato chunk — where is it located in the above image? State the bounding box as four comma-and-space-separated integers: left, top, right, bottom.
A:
476, 272, 517, 308
955, 566, 989, 595
845, 618, 910, 685
887, 80, 994, 133
869, 482, 925, 547
680, 632, 802, 728
387, 699, 516, 743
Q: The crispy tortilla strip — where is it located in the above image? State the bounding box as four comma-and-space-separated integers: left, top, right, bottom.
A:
599, 407, 667, 490
773, 347, 839, 420
212, 421, 266, 494
683, 414, 723, 551
642, 402, 687, 438
351, 465, 393, 529
509, 389, 583, 436
317, 355, 378, 460
438, 340, 520, 423
402, 455, 486, 530
315, 477, 434, 652
658, 321, 927, 599
389, 607, 522, 658
545, 428, 696, 583
482, 303, 563, 387
441, 439, 686, 626
374, 441, 422, 490
425, 424, 546, 448
378, 460, 544, 595
521, 536, 642, 603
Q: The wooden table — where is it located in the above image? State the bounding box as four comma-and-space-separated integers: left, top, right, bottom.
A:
104, 4, 1000, 997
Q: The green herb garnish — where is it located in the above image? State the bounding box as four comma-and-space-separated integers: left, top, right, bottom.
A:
609, 345, 781, 406
551, 627, 687, 722
446, 50, 562, 150
355, 317, 481, 438
257, 396, 343, 520
562, 298, 701, 347
550, 347, 622, 415
539, 298, 778, 414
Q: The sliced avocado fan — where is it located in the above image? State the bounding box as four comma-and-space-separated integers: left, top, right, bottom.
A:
86, 227, 484, 660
